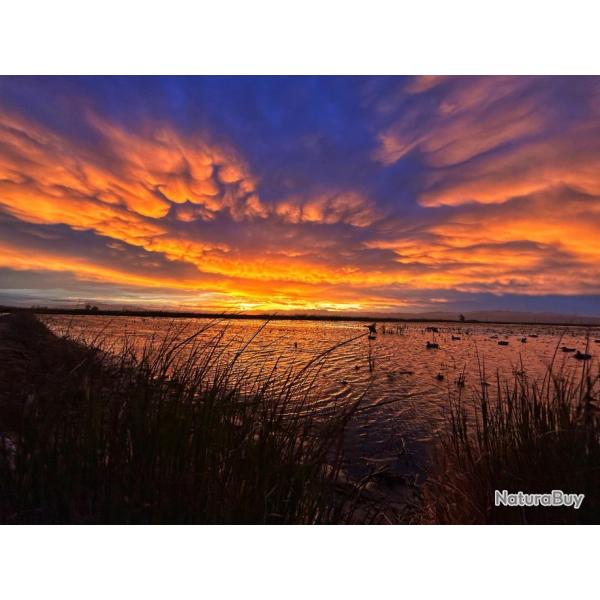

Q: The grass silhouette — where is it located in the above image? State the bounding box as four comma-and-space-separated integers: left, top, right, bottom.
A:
0, 313, 363, 524
424, 353, 600, 524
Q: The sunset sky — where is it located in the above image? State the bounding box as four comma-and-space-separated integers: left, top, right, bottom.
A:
1, 76, 600, 315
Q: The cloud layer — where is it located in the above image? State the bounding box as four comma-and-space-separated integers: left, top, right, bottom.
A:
1, 76, 600, 314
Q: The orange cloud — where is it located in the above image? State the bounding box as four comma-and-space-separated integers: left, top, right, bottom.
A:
2, 77, 600, 314
275, 191, 377, 227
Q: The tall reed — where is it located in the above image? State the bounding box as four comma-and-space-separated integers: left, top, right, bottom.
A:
0, 314, 362, 524
423, 354, 600, 524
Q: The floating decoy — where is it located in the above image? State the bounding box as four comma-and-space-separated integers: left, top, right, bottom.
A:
435, 372, 444, 381
426, 341, 439, 349
490, 335, 498, 339
574, 351, 592, 360
520, 337, 527, 343
561, 346, 575, 353
498, 340, 509, 346
365, 323, 377, 335
530, 334, 539, 338
595, 339, 600, 344
452, 335, 461, 341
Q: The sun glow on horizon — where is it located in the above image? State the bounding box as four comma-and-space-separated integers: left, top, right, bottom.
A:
1, 76, 600, 315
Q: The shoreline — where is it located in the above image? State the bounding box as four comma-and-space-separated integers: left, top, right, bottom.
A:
3, 306, 600, 329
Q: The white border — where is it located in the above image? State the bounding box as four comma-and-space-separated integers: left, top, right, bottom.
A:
1, 525, 597, 599
1, 0, 599, 74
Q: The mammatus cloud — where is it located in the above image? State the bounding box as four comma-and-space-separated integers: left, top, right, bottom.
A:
1, 76, 600, 314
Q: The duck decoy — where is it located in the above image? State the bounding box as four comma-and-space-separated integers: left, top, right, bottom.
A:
426, 341, 439, 349
520, 337, 527, 343
498, 340, 509, 346
435, 372, 444, 381
452, 335, 461, 341
561, 346, 575, 353
595, 339, 600, 344
530, 334, 539, 338
574, 351, 592, 360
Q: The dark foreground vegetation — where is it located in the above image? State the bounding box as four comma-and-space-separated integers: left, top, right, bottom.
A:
424, 359, 600, 524
0, 313, 368, 524
1, 313, 599, 524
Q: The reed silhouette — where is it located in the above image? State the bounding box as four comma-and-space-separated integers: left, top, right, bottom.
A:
0, 314, 367, 524
423, 355, 600, 524
2, 313, 599, 524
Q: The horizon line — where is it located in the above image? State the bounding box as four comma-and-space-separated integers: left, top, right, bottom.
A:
3, 305, 600, 329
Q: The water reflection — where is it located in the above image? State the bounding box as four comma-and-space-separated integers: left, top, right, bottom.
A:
43, 316, 600, 477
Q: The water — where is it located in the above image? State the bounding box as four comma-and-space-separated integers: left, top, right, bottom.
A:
42, 315, 600, 479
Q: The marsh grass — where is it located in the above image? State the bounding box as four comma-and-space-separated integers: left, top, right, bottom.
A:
5, 313, 596, 524
0, 314, 365, 524
424, 349, 600, 524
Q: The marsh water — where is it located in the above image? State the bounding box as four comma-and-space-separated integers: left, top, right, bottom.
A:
42, 315, 600, 480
